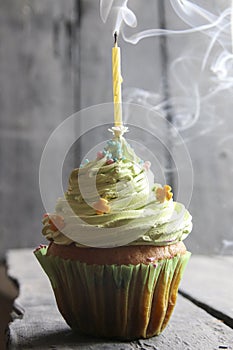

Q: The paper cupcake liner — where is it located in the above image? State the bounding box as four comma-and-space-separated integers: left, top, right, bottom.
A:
34, 247, 191, 340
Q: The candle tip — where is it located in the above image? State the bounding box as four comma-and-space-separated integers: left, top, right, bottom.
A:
114, 32, 118, 45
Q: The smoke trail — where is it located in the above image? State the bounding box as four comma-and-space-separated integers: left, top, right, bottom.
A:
100, 0, 137, 35
121, 9, 230, 44
100, 1, 231, 44
100, 0, 233, 143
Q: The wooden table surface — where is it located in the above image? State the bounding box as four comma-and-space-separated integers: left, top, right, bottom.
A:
7, 249, 233, 350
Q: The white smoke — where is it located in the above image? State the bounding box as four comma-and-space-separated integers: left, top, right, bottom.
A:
100, 0, 137, 35
100, 0, 233, 143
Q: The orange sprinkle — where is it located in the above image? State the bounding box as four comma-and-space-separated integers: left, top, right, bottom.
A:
48, 214, 65, 232
93, 198, 111, 215
155, 185, 173, 203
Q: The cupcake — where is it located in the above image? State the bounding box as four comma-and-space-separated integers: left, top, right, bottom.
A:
35, 126, 192, 340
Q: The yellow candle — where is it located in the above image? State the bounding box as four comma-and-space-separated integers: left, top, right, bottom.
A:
112, 33, 123, 127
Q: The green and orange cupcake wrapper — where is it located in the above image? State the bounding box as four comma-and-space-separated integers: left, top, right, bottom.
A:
34, 246, 191, 340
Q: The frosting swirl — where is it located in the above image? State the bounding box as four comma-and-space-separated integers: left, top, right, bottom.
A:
42, 133, 192, 247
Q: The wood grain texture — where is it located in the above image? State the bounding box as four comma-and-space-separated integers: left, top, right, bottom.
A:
0, 264, 19, 350
0, 0, 77, 251
8, 249, 233, 349
180, 255, 233, 323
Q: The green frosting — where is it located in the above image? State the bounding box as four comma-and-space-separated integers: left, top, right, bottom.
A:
42, 132, 192, 247
65, 158, 150, 224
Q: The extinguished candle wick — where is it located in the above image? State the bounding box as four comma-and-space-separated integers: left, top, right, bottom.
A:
114, 31, 118, 46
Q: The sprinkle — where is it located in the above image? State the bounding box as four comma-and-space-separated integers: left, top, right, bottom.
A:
48, 214, 65, 232
80, 158, 89, 168
97, 151, 104, 159
107, 140, 116, 146
143, 161, 151, 171
107, 153, 112, 159
147, 257, 156, 262
34, 244, 47, 252
92, 198, 111, 215
155, 185, 173, 203
106, 159, 114, 165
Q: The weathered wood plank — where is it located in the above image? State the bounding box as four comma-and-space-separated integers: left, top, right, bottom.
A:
180, 255, 233, 322
0, 263, 19, 350
8, 249, 233, 349
0, 0, 76, 252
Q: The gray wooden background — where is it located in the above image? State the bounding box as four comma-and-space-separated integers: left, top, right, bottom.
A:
0, 0, 232, 256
